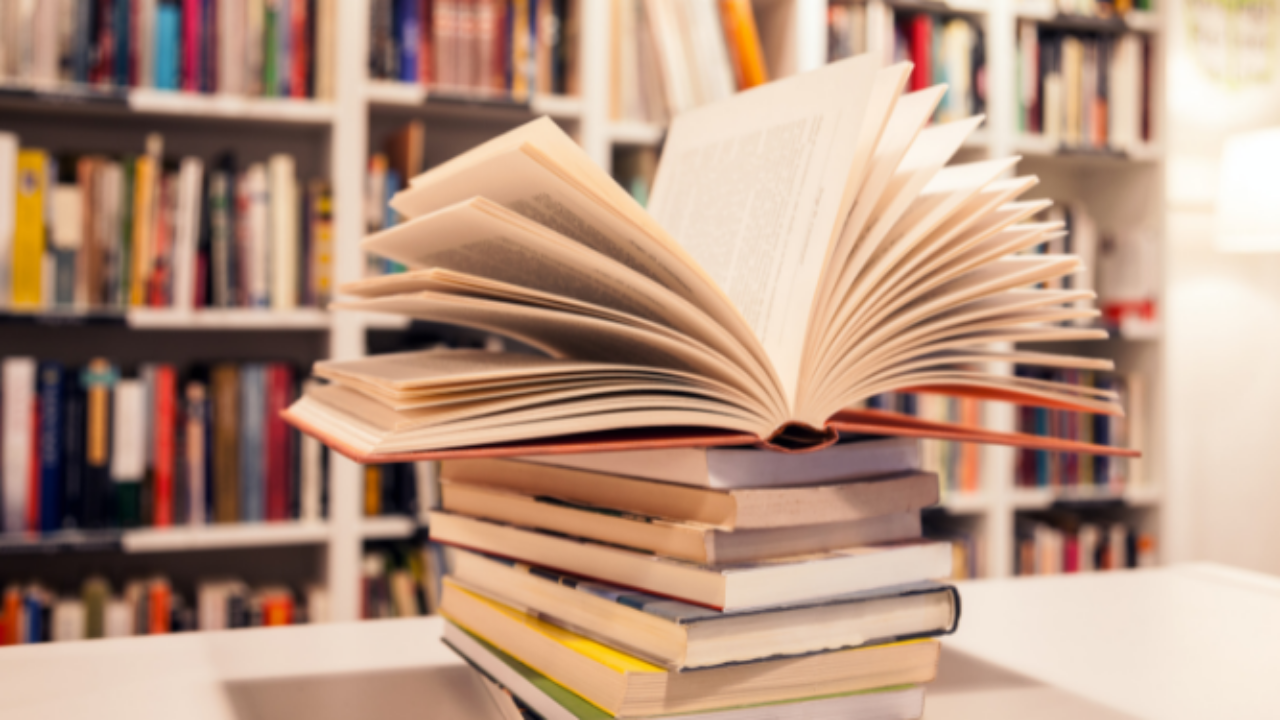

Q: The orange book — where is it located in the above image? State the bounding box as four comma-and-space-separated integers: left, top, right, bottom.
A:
149, 581, 170, 634
4, 588, 22, 644
960, 397, 981, 493
718, 0, 768, 89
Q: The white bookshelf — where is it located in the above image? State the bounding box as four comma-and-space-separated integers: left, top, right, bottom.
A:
0, 0, 1168, 618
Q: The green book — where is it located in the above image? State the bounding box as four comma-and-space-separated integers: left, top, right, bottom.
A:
264, 6, 278, 98
117, 157, 134, 308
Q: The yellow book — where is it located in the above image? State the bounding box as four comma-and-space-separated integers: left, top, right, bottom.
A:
718, 0, 769, 89
440, 579, 940, 718
129, 155, 153, 307
11, 149, 48, 308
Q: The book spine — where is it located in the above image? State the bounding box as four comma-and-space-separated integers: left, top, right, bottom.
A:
275, 0, 290, 95
61, 375, 87, 530
2, 360, 35, 533
211, 364, 239, 522
12, 150, 48, 309
184, 381, 207, 525
239, 365, 264, 522
399, 0, 420, 82
152, 365, 176, 527
81, 360, 113, 529
291, 0, 309, 96
268, 154, 297, 309
37, 363, 65, 533
109, 378, 144, 528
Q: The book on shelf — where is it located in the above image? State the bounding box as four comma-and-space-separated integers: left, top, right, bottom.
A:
610, 0, 768, 125
439, 455, 939, 529
0, 0, 333, 99
878, 10, 985, 126
447, 548, 959, 671
362, 461, 423, 517
446, 623, 929, 720
366, 120, 426, 275
1015, 511, 1155, 575
0, 575, 327, 645
285, 54, 1137, 462
1038, 0, 1157, 19
1015, 369, 1139, 489
368, 0, 579, 100
1016, 22, 1154, 151
361, 542, 439, 618
0, 356, 326, 535
0, 131, 333, 314
858, 392, 983, 495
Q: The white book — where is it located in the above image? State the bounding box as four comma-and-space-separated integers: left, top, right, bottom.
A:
243, 163, 271, 306
110, 379, 146, 483
31, 0, 57, 84
2, 357, 36, 533
315, 0, 335, 99
103, 599, 133, 637
52, 599, 86, 642
171, 156, 204, 311
0, 131, 16, 305
269, 153, 298, 309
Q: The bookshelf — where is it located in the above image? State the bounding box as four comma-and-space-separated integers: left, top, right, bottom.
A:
0, 0, 1167, 627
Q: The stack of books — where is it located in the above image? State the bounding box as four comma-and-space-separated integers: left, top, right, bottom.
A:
285, 53, 1135, 719
432, 444, 956, 719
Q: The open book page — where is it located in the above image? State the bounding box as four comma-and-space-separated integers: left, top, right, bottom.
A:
645, 54, 882, 409
334, 292, 773, 424
360, 197, 782, 410
805, 159, 1024, 402
389, 120, 775, 388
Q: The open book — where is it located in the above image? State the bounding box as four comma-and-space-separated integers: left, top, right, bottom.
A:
285, 54, 1138, 461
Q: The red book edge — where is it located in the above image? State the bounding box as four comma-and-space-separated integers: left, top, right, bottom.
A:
153, 367, 176, 527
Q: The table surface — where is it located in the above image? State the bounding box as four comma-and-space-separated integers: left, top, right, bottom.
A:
0, 562, 1273, 720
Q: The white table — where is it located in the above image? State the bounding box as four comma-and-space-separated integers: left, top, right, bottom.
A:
0, 563, 1272, 719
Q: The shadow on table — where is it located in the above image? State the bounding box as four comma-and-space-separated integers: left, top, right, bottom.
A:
222, 664, 504, 720
925, 645, 1138, 719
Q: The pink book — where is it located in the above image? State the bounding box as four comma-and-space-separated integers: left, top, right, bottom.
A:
183, 0, 201, 91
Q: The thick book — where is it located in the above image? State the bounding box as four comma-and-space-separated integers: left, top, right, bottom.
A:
440, 457, 939, 530
284, 55, 1138, 462
441, 481, 922, 564
429, 511, 952, 611
445, 622, 927, 720
449, 548, 958, 670
508, 437, 920, 488
441, 582, 939, 718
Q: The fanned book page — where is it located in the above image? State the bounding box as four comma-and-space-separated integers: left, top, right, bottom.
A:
284, 54, 1140, 462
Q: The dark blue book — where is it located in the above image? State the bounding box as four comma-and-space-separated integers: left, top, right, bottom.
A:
25, 593, 44, 643
80, 361, 115, 529
37, 362, 66, 534
71, 0, 95, 82
62, 378, 87, 530
240, 364, 266, 521
113, 0, 131, 86
397, 0, 420, 82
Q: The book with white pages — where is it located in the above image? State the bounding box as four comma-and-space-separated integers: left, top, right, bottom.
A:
284, 53, 1138, 462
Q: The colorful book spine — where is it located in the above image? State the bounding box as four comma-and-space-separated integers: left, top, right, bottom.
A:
11, 150, 47, 308
37, 363, 65, 533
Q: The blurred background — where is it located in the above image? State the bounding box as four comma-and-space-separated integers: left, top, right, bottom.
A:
0, 0, 1275, 641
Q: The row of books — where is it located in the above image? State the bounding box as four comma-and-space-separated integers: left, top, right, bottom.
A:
610, 0, 769, 124
1017, 25, 1154, 151
369, 0, 579, 98
0, 0, 334, 99
361, 542, 440, 619
365, 121, 425, 276
0, 357, 326, 535
1015, 512, 1156, 575
0, 132, 333, 313
864, 392, 982, 494
0, 575, 327, 645
429, 442, 955, 719
1015, 369, 1135, 488
363, 463, 426, 517
1039, 0, 1155, 18
891, 13, 986, 125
